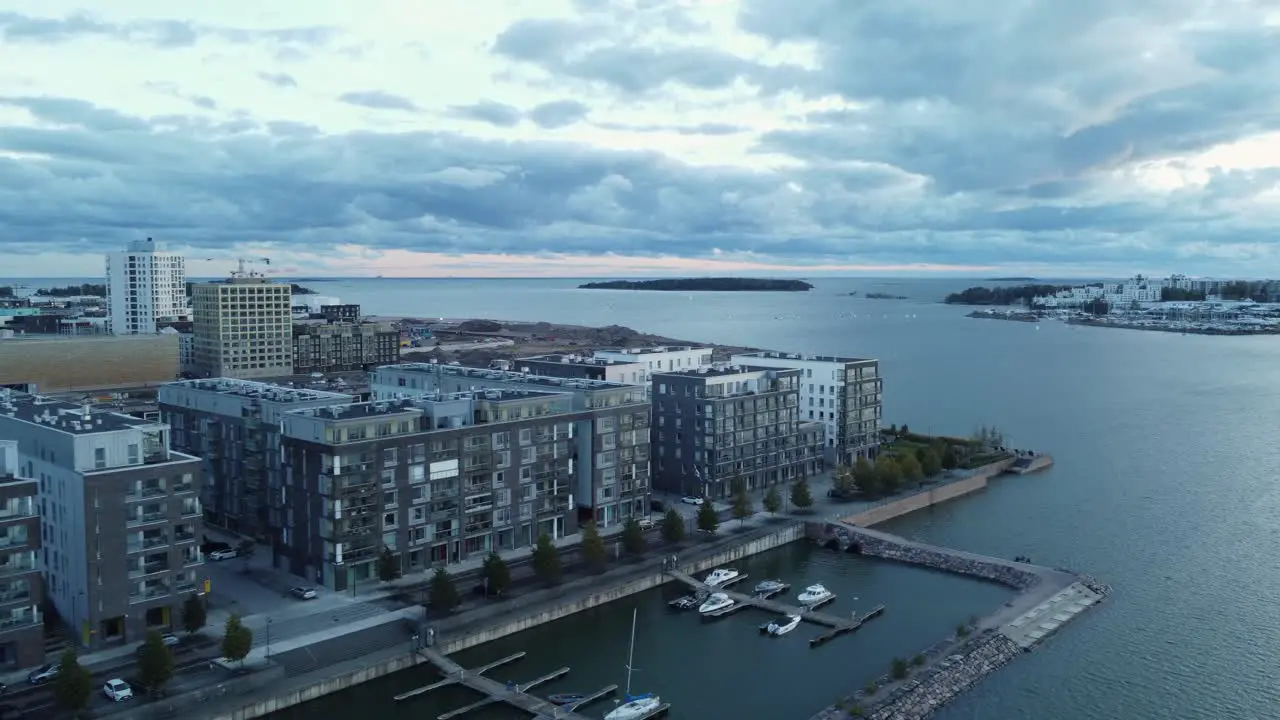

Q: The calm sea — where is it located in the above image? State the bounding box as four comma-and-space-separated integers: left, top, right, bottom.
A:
19, 276, 1280, 719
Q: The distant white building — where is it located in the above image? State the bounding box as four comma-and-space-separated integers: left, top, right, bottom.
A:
591, 346, 713, 386
291, 295, 342, 319
106, 238, 189, 335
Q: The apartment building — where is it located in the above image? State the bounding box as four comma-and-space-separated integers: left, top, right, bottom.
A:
592, 346, 713, 386
515, 354, 647, 385
0, 391, 204, 648
158, 379, 353, 544
731, 352, 883, 465
106, 238, 189, 335
650, 365, 808, 500
371, 363, 650, 528
191, 276, 292, 379
292, 320, 400, 375
0, 440, 44, 668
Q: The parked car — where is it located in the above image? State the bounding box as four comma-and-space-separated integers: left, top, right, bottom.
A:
681, 496, 704, 506
200, 540, 231, 555
102, 679, 133, 702
637, 515, 656, 529
27, 664, 59, 685
289, 586, 317, 600
208, 549, 238, 561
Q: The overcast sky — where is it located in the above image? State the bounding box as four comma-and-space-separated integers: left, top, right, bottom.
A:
2, 1, 1279, 279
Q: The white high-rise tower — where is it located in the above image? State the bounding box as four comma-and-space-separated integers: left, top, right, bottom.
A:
106, 238, 189, 334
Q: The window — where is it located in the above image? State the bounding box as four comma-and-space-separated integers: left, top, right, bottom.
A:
127, 444, 139, 464
497, 451, 511, 469
383, 448, 398, 467
519, 428, 532, 445
383, 512, 398, 529
384, 491, 397, 508
521, 446, 536, 464
93, 448, 106, 470
411, 486, 427, 503
409, 464, 425, 483
520, 466, 532, 483
381, 469, 395, 487
492, 431, 509, 449
496, 488, 511, 506
411, 506, 426, 524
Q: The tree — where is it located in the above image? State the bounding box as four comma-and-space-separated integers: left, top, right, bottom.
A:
919, 447, 942, 477
138, 630, 175, 695
941, 444, 959, 470
621, 518, 647, 557
762, 485, 782, 515
853, 456, 878, 497
579, 524, 605, 574
731, 484, 753, 525
237, 539, 256, 573
377, 547, 402, 582
482, 551, 511, 597
790, 477, 813, 510
890, 657, 909, 680
875, 456, 902, 494
428, 567, 460, 613
832, 465, 857, 496
221, 614, 253, 666
899, 424, 910, 436
53, 649, 92, 715
182, 594, 207, 634
661, 508, 685, 544
696, 498, 719, 534
899, 453, 924, 487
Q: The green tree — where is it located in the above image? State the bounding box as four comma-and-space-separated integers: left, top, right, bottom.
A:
899, 453, 924, 486
731, 485, 753, 525
875, 456, 903, 494
853, 456, 879, 497
790, 477, 813, 510
534, 532, 566, 581
428, 567, 460, 613
377, 546, 402, 582
482, 551, 511, 596
941, 444, 959, 470
890, 657, 909, 680
579, 524, 606, 574
762, 485, 782, 515
621, 518, 647, 557
138, 630, 175, 695
832, 465, 857, 496
919, 447, 942, 477
220, 614, 253, 666
696, 498, 719, 534
53, 649, 92, 715
661, 508, 685, 544
181, 593, 207, 634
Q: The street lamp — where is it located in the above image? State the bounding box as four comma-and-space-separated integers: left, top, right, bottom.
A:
266, 617, 272, 658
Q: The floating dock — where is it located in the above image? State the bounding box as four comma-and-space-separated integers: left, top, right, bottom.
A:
563, 685, 618, 712
753, 582, 791, 600
398, 648, 592, 720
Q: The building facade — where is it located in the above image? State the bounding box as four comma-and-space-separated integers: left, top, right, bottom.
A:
158, 379, 352, 544
650, 365, 806, 499
515, 354, 647, 385
106, 239, 189, 335
731, 352, 883, 465
0, 335, 179, 393
191, 277, 292, 379
0, 440, 45, 668
370, 363, 651, 528
292, 321, 400, 375
592, 346, 713, 387
0, 391, 204, 649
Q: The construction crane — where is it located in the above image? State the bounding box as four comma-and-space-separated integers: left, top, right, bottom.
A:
200, 257, 272, 279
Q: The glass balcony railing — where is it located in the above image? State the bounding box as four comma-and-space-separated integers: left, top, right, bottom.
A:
126, 536, 169, 553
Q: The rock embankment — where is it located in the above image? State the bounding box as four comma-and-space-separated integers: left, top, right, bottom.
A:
846, 529, 1040, 590
863, 633, 1024, 720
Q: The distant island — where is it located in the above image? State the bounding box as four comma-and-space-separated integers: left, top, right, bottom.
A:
580, 278, 814, 292
986, 277, 1038, 282
945, 284, 1072, 306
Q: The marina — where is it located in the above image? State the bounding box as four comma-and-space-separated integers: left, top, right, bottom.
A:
397, 649, 590, 720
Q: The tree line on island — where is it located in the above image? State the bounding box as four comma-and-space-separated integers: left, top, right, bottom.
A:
579, 278, 814, 292
0, 284, 107, 298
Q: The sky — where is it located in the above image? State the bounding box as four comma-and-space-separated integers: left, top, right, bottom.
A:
2, 1, 1280, 279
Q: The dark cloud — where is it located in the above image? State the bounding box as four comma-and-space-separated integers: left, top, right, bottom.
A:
0, 11, 337, 49
528, 100, 590, 129
448, 101, 523, 128
258, 72, 298, 89
339, 91, 420, 112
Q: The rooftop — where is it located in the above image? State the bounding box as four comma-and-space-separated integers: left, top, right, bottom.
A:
164, 378, 353, 404
653, 364, 793, 379
0, 390, 165, 435
377, 362, 641, 391
735, 350, 877, 364
518, 354, 639, 367
595, 345, 708, 356
293, 388, 570, 421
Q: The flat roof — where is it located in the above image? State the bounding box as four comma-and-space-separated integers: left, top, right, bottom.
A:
378, 362, 640, 391
0, 390, 165, 435
595, 345, 709, 355
292, 388, 569, 421
654, 364, 795, 379
163, 378, 352, 404
519, 354, 639, 367
734, 350, 877, 364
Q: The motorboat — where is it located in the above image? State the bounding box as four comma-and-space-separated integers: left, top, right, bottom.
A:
604, 609, 664, 720
754, 579, 786, 595
766, 614, 802, 636
548, 693, 586, 705
668, 595, 699, 610
704, 568, 740, 586
797, 583, 834, 605
698, 592, 734, 614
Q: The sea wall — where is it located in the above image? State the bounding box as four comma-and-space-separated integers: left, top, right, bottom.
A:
863, 633, 1024, 720
209, 652, 423, 720
824, 525, 1039, 590
842, 458, 1016, 527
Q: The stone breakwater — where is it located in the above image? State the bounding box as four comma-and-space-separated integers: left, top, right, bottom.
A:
823, 523, 1041, 590
861, 632, 1024, 720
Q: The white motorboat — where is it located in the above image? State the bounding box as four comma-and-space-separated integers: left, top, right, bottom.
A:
754, 579, 785, 595
604, 609, 664, 720
797, 583, 834, 605
766, 614, 801, 636
698, 592, 734, 614
704, 568, 740, 586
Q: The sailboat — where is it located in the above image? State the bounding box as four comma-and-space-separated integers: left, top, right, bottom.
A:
604, 609, 663, 720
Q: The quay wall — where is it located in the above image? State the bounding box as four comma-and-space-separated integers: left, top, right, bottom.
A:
844, 458, 1016, 528
863, 633, 1024, 720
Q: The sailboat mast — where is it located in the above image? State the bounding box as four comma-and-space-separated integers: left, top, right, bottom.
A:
624, 607, 638, 696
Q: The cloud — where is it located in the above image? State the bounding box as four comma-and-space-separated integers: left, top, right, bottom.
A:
339, 91, 420, 112
258, 72, 297, 89
448, 101, 523, 128
0, 10, 336, 49
528, 100, 589, 129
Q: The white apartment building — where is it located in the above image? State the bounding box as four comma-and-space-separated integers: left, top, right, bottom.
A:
731, 351, 883, 465
191, 276, 292, 379
106, 238, 189, 335
592, 346, 713, 387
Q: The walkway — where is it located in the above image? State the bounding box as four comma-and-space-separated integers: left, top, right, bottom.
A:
416, 647, 592, 720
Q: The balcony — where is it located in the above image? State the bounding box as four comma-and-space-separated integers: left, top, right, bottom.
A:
0, 499, 35, 521
0, 585, 31, 604
0, 531, 29, 550
128, 561, 169, 579
126, 484, 167, 501
0, 556, 37, 578
128, 511, 167, 527
127, 534, 168, 553
182, 553, 202, 567
175, 578, 197, 593
464, 520, 492, 536
129, 584, 171, 604
172, 480, 196, 494
173, 531, 196, 544
0, 613, 39, 632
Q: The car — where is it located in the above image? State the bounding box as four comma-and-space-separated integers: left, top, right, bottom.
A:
200, 540, 231, 555
637, 515, 656, 529
289, 586, 317, 600
27, 664, 59, 685
681, 496, 704, 506
136, 633, 180, 655
208, 549, 238, 561
103, 678, 133, 702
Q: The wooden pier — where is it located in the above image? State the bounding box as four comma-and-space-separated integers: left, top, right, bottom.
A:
399, 648, 593, 720
394, 652, 526, 700
564, 684, 618, 712
809, 605, 886, 647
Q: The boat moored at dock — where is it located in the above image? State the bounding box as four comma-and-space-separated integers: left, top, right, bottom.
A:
698, 593, 735, 615
704, 568, 741, 586
754, 579, 787, 595
797, 584, 834, 605
765, 614, 801, 636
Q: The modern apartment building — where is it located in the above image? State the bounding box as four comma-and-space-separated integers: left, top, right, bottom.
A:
106, 238, 189, 335
158, 379, 353, 544
292, 320, 400, 375
649, 365, 807, 499
370, 363, 651, 527
731, 352, 883, 464
191, 276, 292, 379
592, 346, 713, 387
515, 354, 647, 385
0, 391, 204, 648
0, 440, 45, 668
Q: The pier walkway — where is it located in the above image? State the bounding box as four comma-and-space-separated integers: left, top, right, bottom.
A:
404, 647, 592, 720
